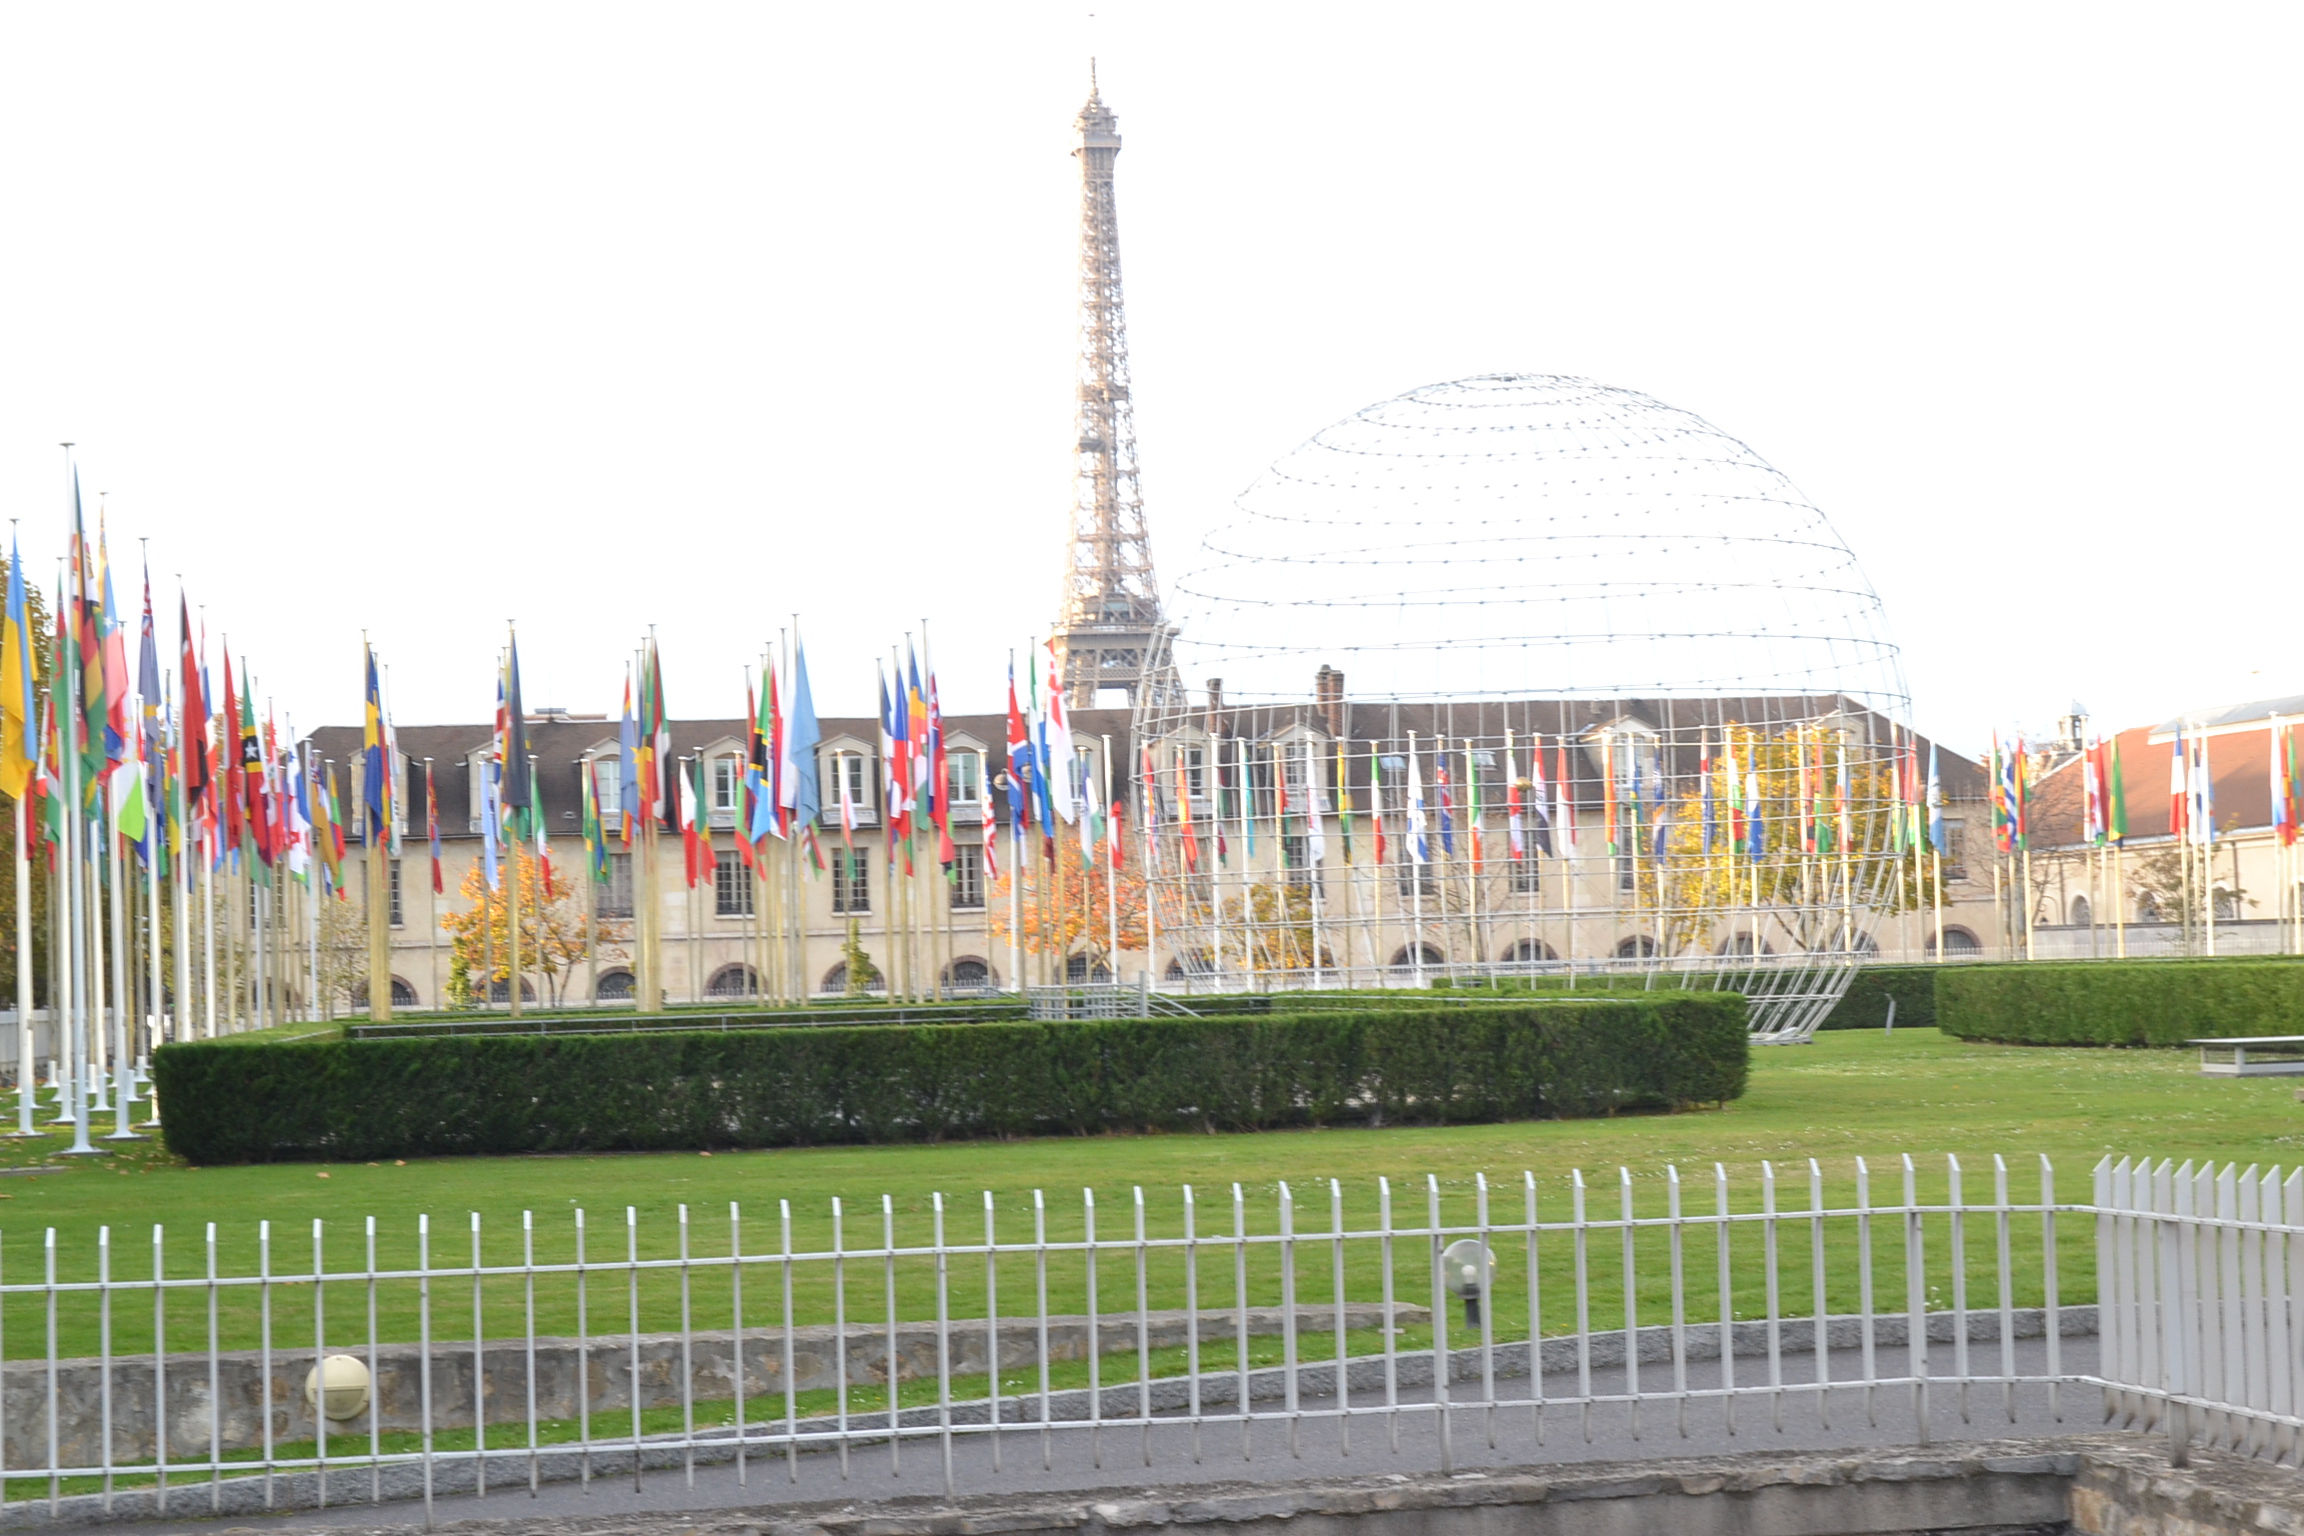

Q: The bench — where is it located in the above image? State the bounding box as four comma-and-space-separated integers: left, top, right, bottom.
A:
2189, 1035, 2304, 1076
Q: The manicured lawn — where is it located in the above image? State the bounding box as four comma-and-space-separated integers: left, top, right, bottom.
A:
3, 1029, 2294, 1361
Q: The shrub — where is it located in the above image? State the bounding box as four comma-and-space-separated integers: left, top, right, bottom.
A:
1937, 959, 2304, 1046
155, 993, 1749, 1164
1817, 965, 1941, 1030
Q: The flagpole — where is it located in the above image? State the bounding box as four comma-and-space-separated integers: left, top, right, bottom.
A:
11, 792, 30, 1136
57, 454, 99, 1156
144, 758, 163, 1106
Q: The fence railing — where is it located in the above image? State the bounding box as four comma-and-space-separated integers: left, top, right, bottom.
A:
2096, 1155, 2304, 1466
0, 1153, 2285, 1526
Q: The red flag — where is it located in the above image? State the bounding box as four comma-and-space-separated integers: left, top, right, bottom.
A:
219, 653, 245, 849
177, 595, 208, 812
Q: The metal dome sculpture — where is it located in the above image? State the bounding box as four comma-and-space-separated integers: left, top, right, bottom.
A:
1134, 374, 1916, 1041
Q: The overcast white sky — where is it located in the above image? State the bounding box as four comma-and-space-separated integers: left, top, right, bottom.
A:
0, 3, 2293, 754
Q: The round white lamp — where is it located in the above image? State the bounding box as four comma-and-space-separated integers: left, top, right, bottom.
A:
305, 1354, 373, 1421
1440, 1238, 1495, 1326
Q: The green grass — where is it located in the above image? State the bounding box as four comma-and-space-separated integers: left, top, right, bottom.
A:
4, 1029, 2296, 1366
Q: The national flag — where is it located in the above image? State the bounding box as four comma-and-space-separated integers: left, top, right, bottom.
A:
1461, 743, 1478, 871
1745, 767, 1765, 858
1039, 639, 1077, 824
1434, 742, 1454, 856
500, 631, 531, 830
2167, 728, 2187, 843
978, 749, 1001, 881
1601, 735, 1618, 857
96, 518, 130, 767
1528, 735, 1551, 855
361, 646, 389, 842
1835, 740, 1852, 854
1302, 741, 1325, 867
284, 739, 312, 880
617, 669, 639, 845
779, 635, 821, 832
1369, 746, 1387, 866
1336, 740, 1354, 863
681, 754, 706, 887
1509, 737, 1531, 860
0, 526, 34, 801
1552, 746, 1573, 857
1405, 738, 1429, 865
1926, 743, 1946, 854
480, 756, 501, 891
176, 594, 208, 814
109, 693, 149, 844
1697, 733, 1715, 855
878, 665, 903, 840
2191, 731, 2213, 847
581, 759, 606, 884
2108, 734, 2128, 843
427, 759, 444, 893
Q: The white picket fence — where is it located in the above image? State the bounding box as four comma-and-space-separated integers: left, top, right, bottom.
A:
0, 1152, 2287, 1524
2096, 1156, 2304, 1466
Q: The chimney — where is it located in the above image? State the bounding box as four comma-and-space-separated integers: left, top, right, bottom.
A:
1205, 678, 1225, 741
1314, 665, 1345, 738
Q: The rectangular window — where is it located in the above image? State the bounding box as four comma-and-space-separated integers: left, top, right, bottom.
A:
832, 848, 871, 914
1281, 833, 1312, 887
592, 758, 623, 823
824, 753, 875, 825
389, 859, 404, 927
1942, 819, 1967, 881
711, 756, 742, 817
950, 844, 985, 909
714, 849, 754, 916
946, 752, 981, 812
1616, 854, 1636, 892
599, 853, 634, 918
1509, 854, 1539, 894
1397, 865, 1437, 897
1183, 746, 1206, 798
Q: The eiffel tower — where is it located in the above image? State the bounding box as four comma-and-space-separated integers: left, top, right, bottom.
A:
1053, 71, 1177, 710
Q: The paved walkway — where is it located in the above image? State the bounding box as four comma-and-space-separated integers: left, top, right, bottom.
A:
118, 1335, 2101, 1533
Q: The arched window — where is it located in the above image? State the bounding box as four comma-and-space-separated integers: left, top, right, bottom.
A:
1615, 936, 1657, 959
487, 977, 537, 1003
1716, 935, 1774, 957
1500, 939, 1555, 963
595, 970, 635, 1001
1928, 927, 1983, 956
1163, 951, 1215, 981
706, 965, 759, 1000
1388, 943, 1444, 970
821, 963, 888, 995
2069, 895, 2092, 927
946, 958, 993, 991
350, 977, 419, 1008
1064, 954, 1113, 983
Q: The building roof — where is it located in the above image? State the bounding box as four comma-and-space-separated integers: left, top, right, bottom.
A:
308, 693, 1984, 837
2153, 694, 2304, 736
2032, 716, 2286, 845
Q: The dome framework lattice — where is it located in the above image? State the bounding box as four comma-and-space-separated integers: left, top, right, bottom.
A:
1132, 375, 1918, 1041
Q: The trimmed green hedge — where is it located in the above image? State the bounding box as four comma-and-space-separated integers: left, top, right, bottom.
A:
1938, 960, 2304, 1046
154, 994, 1749, 1164
1817, 965, 1941, 1030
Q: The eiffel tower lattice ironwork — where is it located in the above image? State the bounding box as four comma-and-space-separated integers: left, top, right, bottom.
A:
1054, 71, 1176, 710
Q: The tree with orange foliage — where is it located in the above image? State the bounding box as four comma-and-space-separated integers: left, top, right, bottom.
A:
439, 848, 627, 1007
985, 834, 1148, 973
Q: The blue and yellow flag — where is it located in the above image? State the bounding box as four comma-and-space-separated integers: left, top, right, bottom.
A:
0, 528, 34, 800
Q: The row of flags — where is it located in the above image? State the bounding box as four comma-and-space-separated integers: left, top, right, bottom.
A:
0, 472, 367, 906
1148, 726, 1951, 878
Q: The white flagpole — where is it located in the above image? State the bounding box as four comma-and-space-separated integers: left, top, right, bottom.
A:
1101, 735, 1118, 978
12, 792, 30, 1136
1400, 732, 1419, 990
